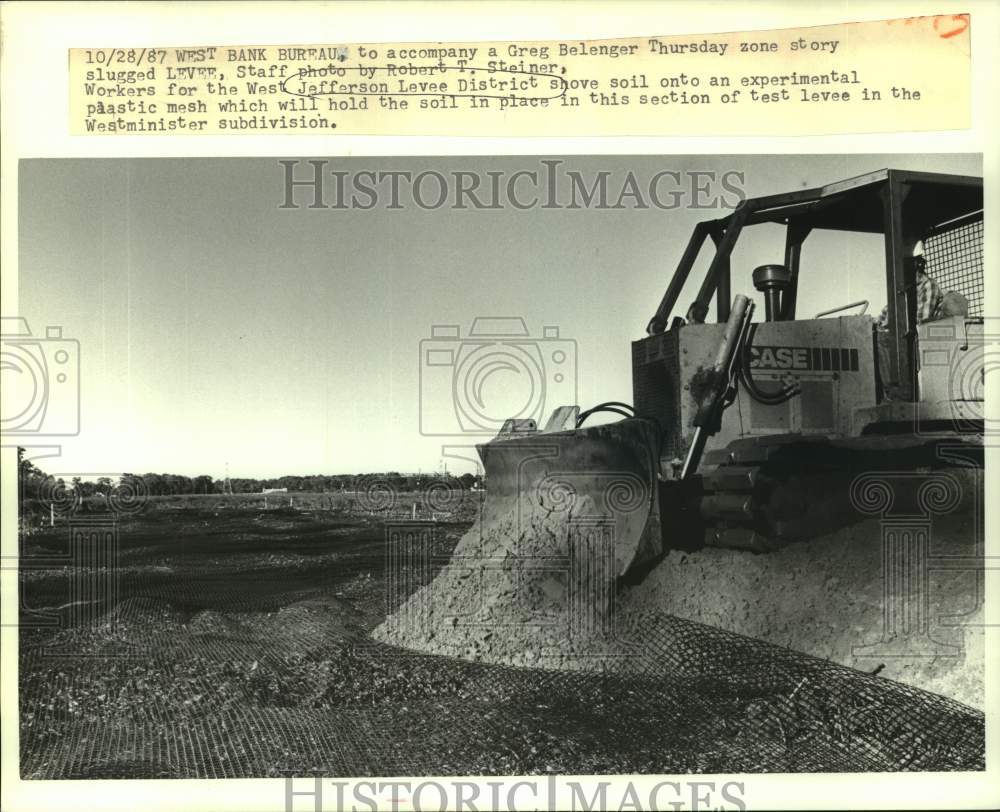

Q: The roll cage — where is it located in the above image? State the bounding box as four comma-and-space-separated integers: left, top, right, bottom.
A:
647, 169, 984, 402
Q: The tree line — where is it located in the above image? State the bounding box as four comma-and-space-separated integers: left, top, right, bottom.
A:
17, 450, 479, 501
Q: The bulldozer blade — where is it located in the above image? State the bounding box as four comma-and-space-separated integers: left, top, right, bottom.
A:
473, 418, 663, 578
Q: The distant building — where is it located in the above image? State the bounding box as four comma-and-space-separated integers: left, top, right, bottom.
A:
262, 487, 288, 494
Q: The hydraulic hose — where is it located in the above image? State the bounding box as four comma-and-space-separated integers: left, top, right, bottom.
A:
576, 401, 635, 427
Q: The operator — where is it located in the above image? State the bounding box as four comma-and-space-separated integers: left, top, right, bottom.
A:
877, 239, 969, 329
876, 239, 968, 400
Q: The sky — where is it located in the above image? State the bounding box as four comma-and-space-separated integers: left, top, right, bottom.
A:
14, 153, 982, 478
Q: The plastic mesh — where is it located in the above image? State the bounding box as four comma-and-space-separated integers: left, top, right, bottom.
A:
19, 508, 984, 778
923, 214, 984, 318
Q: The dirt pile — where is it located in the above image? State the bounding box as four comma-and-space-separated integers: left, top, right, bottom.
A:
374, 495, 985, 709
374, 493, 632, 670
374, 420, 665, 669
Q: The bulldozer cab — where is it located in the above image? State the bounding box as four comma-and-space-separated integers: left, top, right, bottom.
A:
646, 170, 983, 393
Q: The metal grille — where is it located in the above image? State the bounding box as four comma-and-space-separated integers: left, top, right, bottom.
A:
631, 332, 681, 453
923, 214, 984, 318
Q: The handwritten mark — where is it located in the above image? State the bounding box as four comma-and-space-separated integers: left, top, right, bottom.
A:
887, 13, 970, 39
280, 64, 569, 103
933, 14, 969, 39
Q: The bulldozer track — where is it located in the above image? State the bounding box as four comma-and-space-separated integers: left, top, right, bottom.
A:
698, 434, 983, 552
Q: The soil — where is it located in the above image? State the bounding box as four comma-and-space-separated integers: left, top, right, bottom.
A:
375, 485, 985, 709
18, 497, 984, 778
623, 511, 984, 709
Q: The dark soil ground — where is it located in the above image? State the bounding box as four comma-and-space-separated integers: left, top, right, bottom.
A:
18, 500, 984, 778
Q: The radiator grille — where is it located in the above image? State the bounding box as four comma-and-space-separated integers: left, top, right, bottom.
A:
632, 333, 681, 455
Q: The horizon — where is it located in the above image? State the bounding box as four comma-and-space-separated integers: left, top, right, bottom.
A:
19, 458, 480, 484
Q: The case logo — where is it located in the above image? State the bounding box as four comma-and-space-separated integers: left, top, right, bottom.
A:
749, 345, 860, 372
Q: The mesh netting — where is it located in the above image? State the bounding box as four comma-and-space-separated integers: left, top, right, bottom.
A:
923, 214, 984, 318
19, 508, 984, 778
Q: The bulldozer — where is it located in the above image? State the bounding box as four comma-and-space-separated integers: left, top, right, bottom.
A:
478, 168, 985, 592
376, 168, 986, 705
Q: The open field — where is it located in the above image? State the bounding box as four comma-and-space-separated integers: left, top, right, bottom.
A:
19, 495, 984, 777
